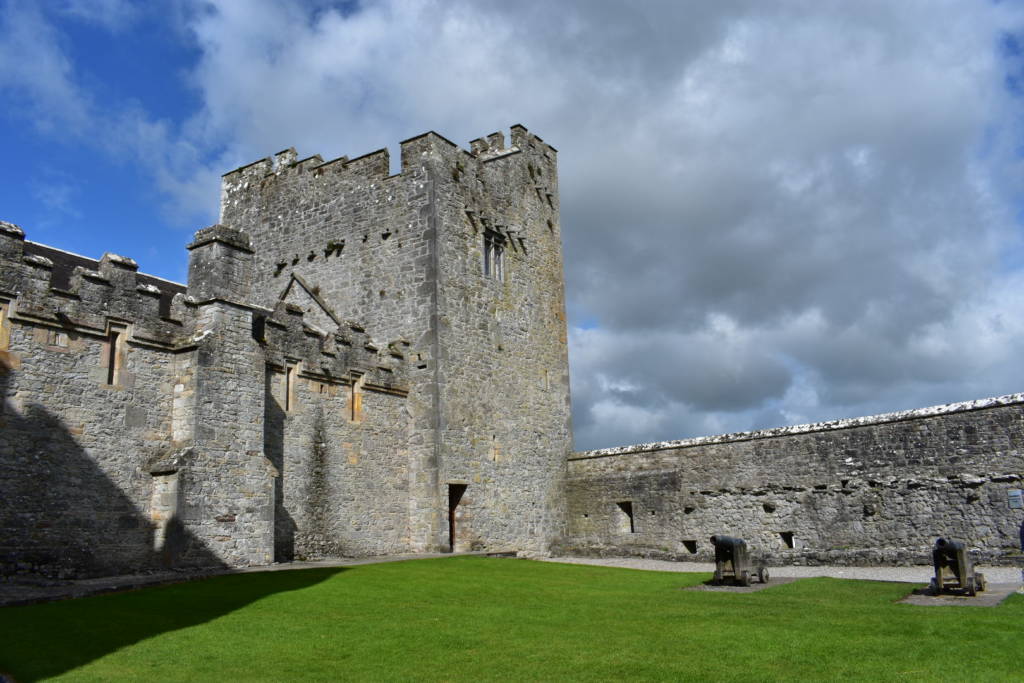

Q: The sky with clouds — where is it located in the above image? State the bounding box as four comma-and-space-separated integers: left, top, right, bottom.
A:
2, 0, 1024, 450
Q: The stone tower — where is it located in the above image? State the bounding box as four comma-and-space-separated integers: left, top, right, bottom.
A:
219, 125, 572, 554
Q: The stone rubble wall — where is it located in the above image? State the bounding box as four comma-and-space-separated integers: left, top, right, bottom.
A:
0, 216, 414, 579
178, 300, 274, 568
560, 396, 1024, 566
220, 138, 443, 551
265, 369, 412, 560
259, 290, 412, 560
0, 221, 208, 578
431, 127, 572, 553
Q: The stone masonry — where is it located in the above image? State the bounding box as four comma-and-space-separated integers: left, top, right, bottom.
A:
560, 395, 1024, 566
1, 124, 1021, 581
0, 125, 572, 579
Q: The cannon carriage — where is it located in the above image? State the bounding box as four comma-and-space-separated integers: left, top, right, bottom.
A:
929, 537, 987, 596
709, 535, 769, 586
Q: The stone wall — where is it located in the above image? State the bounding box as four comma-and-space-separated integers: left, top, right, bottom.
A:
13, 122, 1019, 579
0, 216, 414, 579
561, 396, 1024, 566
266, 369, 411, 560
220, 137, 444, 550
0, 317, 185, 578
0, 221, 219, 578
430, 128, 572, 553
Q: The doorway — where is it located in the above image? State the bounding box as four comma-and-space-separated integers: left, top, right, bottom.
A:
447, 483, 467, 552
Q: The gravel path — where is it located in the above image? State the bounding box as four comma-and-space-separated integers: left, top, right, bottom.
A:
542, 556, 1024, 584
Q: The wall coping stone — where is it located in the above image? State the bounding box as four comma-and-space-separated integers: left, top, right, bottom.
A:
572, 392, 1024, 460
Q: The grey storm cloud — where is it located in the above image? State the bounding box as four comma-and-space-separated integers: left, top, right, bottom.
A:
8, 0, 1024, 449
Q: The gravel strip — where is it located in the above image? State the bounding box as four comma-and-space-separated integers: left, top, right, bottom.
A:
542, 556, 1024, 585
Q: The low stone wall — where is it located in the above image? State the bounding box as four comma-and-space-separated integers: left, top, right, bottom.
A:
559, 395, 1024, 566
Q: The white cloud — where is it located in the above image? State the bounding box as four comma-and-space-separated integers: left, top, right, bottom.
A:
149, 0, 1024, 449
0, 1, 91, 134
5, 0, 1024, 450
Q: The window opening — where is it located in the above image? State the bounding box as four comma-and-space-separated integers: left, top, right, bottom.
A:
47, 329, 69, 347
284, 363, 296, 412
0, 299, 8, 351
448, 483, 468, 552
779, 531, 795, 549
615, 501, 635, 534
349, 374, 364, 422
483, 230, 504, 279
106, 325, 126, 385
682, 540, 698, 554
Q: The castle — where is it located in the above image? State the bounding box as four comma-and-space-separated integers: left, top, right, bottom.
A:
1, 125, 1021, 580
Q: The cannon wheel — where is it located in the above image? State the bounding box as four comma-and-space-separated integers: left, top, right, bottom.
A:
966, 577, 977, 597
929, 577, 940, 595
712, 568, 722, 585
758, 567, 769, 584
975, 573, 987, 592
738, 570, 751, 587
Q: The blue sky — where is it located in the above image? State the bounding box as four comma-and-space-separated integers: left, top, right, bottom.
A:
1, 2, 205, 282
3, 1, 1024, 449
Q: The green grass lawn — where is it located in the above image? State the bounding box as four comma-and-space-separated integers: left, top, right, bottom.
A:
1, 556, 1021, 681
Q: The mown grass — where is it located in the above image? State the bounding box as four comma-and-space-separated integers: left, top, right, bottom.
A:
1, 556, 1021, 681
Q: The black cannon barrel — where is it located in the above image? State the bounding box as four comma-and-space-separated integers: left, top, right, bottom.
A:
934, 537, 965, 557
710, 535, 746, 549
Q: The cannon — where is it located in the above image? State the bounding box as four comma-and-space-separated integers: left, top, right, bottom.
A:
929, 537, 986, 596
710, 535, 769, 586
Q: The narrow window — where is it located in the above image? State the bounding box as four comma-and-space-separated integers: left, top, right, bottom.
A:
47, 329, 69, 347
779, 531, 795, 549
447, 483, 468, 553
483, 230, 504, 279
284, 363, 296, 412
615, 501, 635, 534
349, 374, 363, 422
0, 299, 9, 351
483, 234, 492, 276
105, 325, 126, 385
682, 540, 698, 554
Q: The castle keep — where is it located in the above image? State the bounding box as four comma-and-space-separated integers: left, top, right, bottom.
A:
1, 126, 571, 578
1, 125, 1021, 580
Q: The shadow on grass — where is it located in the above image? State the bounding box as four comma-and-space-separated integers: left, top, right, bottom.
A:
0, 566, 345, 682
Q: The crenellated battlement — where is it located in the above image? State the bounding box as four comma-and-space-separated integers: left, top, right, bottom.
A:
0, 217, 412, 398
217, 125, 561, 325
0, 223, 192, 349
220, 125, 555, 193
258, 297, 408, 396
